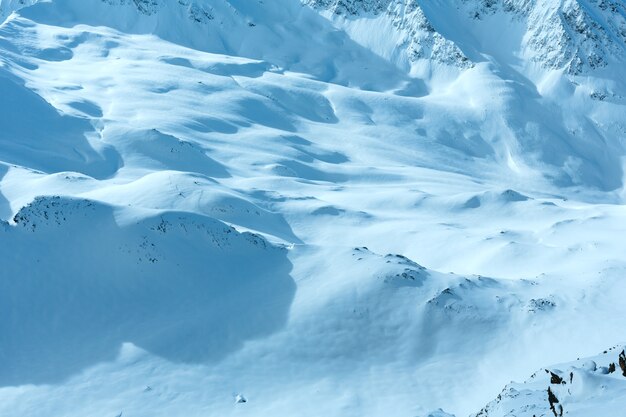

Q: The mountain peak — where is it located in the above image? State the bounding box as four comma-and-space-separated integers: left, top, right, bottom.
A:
305, 0, 626, 74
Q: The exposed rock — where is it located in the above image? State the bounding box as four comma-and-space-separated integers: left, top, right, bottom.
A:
547, 370, 564, 385
464, 0, 626, 74
303, 0, 473, 68
308, 0, 626, 74
608, 362, 616, 373
547, 387, 562, 417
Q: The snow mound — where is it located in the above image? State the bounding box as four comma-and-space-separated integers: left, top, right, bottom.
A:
0, 195, 295, 386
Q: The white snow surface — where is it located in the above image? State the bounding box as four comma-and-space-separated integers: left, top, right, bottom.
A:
0, 0, 626, 416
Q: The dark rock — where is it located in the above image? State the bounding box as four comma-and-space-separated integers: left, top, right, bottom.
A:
549, 371, 564, 384
608, 362, 616, 373
548, 387, 562, 417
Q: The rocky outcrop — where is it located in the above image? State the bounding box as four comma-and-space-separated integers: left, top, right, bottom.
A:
473, 345, 626, 417
306, 0, 626, 74
303, 0, 473, 68
100, 0, 214, 21
547, 386, 563, 417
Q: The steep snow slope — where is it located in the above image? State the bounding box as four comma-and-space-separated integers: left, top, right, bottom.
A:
307, 0, 626, 75
0, 0, 626, 416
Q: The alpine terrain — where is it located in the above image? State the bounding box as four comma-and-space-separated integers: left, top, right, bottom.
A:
1, 0, 625, 416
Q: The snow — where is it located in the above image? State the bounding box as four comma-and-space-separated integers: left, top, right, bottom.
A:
474, 345, 626, 417
0, 0, 625, 416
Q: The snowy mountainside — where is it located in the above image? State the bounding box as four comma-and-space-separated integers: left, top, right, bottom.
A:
304, 0, 474, 69
3, 0, 624, 193
0, 0, 626, 416
474, 345, 626, 417
465, 0, 626, 74
306, 0, 626, 75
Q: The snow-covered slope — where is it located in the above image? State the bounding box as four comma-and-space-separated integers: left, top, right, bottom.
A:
1, 196, 293, 386
0, 0, 625, 416
306, 0, 626, 75
474, 345, 626, 417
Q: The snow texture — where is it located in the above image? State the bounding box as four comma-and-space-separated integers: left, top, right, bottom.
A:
0, 0, 625, 416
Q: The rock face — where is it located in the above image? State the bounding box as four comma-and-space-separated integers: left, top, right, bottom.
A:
547, 386, 562, 417
101, 0, 214, 21
101, 0, 160, 15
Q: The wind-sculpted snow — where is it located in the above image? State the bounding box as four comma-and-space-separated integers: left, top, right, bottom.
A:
0, 74, 121, 178
0, 0, 626, 416
0, 196, 295, 386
